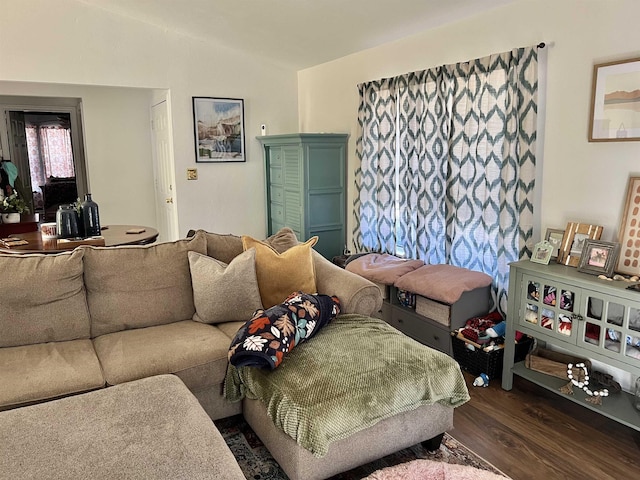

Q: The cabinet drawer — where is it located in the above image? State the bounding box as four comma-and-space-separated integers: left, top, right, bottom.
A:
270, 167, 283, 186
270, 185, 284, 204
270, 203, 284, 223
390, 307, 450, 354
269, 148, 282, 166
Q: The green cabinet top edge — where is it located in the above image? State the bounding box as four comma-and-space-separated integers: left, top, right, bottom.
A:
257, 133, 349, 143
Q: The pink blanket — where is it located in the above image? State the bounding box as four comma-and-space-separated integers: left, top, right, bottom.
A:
346, 253, 424, 284
395, 264, 492, 304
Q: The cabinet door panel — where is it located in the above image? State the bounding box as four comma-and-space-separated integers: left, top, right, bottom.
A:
520, 274, 581, 343
579, 289, 640, 362
283, 146, 302, 187
284, 191, 302, 231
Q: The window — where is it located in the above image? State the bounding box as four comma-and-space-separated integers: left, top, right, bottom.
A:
354, 46, 539, 312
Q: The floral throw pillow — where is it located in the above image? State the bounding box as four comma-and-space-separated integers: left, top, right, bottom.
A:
228, 291, 341, 369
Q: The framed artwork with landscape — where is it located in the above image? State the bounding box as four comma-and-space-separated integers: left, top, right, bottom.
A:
192, 97, 246, 163
557, 222, 604, 267
589, 57, 640, 141
578, 240, 620, 277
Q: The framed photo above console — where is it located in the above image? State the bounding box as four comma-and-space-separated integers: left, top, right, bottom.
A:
589, 57, 640, 142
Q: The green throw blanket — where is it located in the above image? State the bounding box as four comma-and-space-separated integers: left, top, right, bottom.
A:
224, 314, 470, 457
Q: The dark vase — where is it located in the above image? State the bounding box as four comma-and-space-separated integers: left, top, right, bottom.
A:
81, 194, 101, 237
56, 204, 81, 239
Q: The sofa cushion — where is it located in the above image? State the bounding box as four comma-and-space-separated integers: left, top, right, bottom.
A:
196, 230, 244, 264
189, 249, 263, 324
0, 339, 105, 410
242, 235, 318, 309
265, 227, 300, 253
84, 233, 207, 337
93, 320, 231, 389
217, 321, 246, 340
0, 249, 90, 348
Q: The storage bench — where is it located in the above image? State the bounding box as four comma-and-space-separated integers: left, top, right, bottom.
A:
388, 285, 491, 354
345, 254, 494, 354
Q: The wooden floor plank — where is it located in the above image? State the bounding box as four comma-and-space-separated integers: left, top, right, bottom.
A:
449, 373, 640, 480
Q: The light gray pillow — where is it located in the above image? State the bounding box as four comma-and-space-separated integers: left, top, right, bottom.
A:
189, 249, 263, 324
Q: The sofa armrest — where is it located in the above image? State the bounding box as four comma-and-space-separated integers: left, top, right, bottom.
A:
312, 251, 383, 316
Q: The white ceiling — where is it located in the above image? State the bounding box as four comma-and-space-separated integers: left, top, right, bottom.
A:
78, 0, 518, 70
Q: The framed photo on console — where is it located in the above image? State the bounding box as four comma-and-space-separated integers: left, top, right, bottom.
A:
192, 97, 246, 163
531, 240, 554, 265
578, 240, 620, 277
558, 222, 603, 267
544, 228, 565, 261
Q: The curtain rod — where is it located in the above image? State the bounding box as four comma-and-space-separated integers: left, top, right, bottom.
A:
537, 42, 546, 48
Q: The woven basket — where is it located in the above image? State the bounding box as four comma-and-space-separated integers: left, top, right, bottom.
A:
451, 334, 533, 379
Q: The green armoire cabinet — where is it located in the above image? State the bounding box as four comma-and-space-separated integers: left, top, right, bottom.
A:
257, 133, 348, 260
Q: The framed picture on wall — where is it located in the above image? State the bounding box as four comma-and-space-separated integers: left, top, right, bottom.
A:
192, 97, 246, 162
589, 57, 640, 141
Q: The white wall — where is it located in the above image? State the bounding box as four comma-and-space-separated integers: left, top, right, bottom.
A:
298, 0, 640, 246
297, 0, 640, 390
0, 0, 299, 238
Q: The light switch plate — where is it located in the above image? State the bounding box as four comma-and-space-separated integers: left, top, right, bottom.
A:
187, 168, 198, 180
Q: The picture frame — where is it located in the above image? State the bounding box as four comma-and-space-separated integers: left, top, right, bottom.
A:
578, 240, 620, 277
530, 240, 554, 265
616, 176, 640, 275
544, 228, 565, 260
589, 57, 640, 142
192, 97, 246, 163
557, 222, 604, 267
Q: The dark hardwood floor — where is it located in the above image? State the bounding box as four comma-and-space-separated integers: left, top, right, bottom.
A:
449, 372, 640, 480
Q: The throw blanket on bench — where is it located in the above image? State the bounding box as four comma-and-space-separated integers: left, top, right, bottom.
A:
224, 314, 470, 457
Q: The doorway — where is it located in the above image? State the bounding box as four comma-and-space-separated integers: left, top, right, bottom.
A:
0, 97, 88, 221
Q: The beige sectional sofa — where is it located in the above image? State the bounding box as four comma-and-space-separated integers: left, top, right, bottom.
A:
0, 228, 460, 480
0, 229, 381, 415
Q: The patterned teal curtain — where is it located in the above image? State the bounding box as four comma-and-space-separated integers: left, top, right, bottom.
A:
354, 78, 398, 253
354, 46, 538, 313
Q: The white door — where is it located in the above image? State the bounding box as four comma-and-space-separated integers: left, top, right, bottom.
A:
151, 100, 179, 242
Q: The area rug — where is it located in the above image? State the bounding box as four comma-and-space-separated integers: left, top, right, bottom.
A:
214, 415, 509, 479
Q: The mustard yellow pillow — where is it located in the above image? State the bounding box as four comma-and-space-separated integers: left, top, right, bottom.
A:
242, 235, 318, 308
